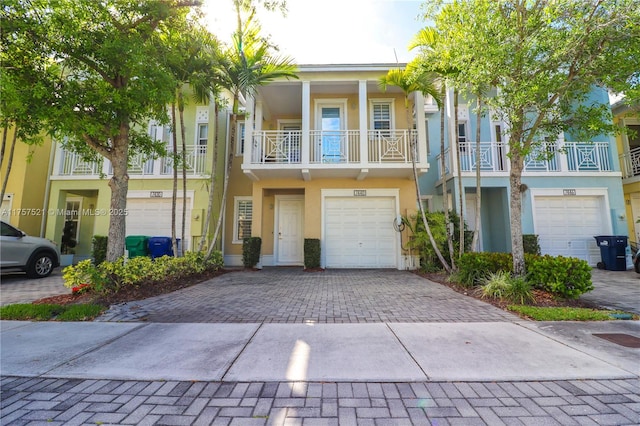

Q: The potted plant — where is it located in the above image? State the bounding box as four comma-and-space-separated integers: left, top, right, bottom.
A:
60, 221, 77, 267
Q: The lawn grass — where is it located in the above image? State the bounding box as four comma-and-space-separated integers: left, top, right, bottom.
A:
0, 304, 105, 321
507, 305, 636, 321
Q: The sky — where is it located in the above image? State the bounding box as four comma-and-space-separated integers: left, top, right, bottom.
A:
203, 0, 427, 64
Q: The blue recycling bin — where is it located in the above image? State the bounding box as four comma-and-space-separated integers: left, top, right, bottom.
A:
594, 235, 627, 271
147, 237, 180, 259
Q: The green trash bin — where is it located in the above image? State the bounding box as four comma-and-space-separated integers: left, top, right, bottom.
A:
125, 235, 150, 258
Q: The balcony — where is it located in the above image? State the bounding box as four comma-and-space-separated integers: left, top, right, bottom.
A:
620, 146, 640, 179
437, 141, 612, 178
54, 146, 208, 178
244, 129, 424, 181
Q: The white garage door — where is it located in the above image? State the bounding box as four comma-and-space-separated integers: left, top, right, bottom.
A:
126, 198, 191, 250
534, 196, 607, 266
324, 197, 397, 268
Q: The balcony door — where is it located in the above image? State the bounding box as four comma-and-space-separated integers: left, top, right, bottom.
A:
316, 100, 346, 163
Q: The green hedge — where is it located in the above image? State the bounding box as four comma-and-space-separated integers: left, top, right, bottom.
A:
523, 234, 541, 255
92, 235, 108, 265
63, 250, 224, 294
242, 237, 262, 268
304, 238, 321, 269
457, 252, 592, 299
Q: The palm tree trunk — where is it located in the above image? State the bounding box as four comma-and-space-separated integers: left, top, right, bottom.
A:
440, 85, 455, 267
179, 91, 187, 256
207, 107, 237, 258
453, 88, 464, 261
0, 129, 18, 208
1, 126, 8, 169
406, 95, 450, 273
200, 101, 219, 252
471, 95, 483, 252
171, 102, 178, 257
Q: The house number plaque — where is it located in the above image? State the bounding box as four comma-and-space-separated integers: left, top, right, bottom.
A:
563, 189, 576, 196
353, 190, 367, 197
150, 191, 164, 198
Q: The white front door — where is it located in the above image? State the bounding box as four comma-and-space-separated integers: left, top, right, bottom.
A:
276, 197, 304, 265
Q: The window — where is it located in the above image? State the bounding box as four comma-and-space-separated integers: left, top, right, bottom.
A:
372, 103, 391, 133
197, 123, 208, 154
458, 122, 468, 143
627, 124, 640, 150
236, 121, 246, 155
233, 197, 252, 243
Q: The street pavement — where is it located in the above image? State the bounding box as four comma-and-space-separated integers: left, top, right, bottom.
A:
1, 267, 639, 425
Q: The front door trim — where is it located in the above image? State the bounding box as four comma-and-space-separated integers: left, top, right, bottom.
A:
274, 195, 304, 266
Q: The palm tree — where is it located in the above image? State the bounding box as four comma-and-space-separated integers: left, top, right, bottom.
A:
379, 64, 452, 274
206, 7, 297, 258
160, 21, 221, 256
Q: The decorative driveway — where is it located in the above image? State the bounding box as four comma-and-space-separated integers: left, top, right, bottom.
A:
97, 268, 518, 323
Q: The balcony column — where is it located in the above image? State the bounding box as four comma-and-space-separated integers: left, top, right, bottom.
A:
557, 133, 569, 172
244, 93, 255, 166
359, 80, 368, 167
301, 81, 311, 167
52, 142, 64, 176
414, 90, 426, 165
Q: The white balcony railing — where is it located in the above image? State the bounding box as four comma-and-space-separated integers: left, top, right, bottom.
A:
250, 129, 418, 165
56, 146, 207, 177
620, 146, 640, 178
437, 141, 611, 177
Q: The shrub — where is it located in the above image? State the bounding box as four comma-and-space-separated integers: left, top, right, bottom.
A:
525, 254, 593, 299
407, 211, 471, 271
457, 252, 512, 286
62, 250, 224, 295
242, 237, 262, 268
481, 270, 511, 299
523, 234, 541, 255
457, 252, 592, 299
304, 239, 321, 269
92, 235, 108, 265
504, 275, 535, 305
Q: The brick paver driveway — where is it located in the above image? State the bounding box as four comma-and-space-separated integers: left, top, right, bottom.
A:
99, 268, 517, 323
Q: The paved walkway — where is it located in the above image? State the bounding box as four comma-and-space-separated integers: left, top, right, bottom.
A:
2, 376, 639, 425
97, 269, 517, 323
583, 268, 640, 315
0, 270, 68, 307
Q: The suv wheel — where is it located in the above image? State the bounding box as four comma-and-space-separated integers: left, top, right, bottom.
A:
26, 252, 55, 278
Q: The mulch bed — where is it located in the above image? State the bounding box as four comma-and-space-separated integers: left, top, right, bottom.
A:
418, 271, 600, 311
32, 269, 230, 307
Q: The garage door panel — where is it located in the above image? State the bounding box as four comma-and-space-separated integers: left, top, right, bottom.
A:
126, 198, 191, 251
534, 196, 605, 266
324, 197, 397, 268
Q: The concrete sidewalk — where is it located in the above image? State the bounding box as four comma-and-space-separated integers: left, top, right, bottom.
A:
2, 320, 638, 383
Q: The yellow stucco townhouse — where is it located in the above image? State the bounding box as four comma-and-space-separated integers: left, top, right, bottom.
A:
1, 127, 54, 237
224, 64, 426, 269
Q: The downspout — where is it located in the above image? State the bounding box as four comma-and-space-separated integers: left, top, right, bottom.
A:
40, 139, 56, 237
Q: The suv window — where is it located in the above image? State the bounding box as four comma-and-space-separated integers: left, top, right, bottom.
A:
1, 222, 22, 237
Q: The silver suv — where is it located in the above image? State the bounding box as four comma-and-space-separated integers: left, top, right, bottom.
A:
1, 221, 60, 278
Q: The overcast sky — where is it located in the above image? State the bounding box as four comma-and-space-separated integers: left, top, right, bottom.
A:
203, 0, 426, 64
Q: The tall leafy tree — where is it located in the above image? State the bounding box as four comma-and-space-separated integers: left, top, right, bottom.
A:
12, 0, 199, 262
421, 0, 640, 275
0, 0, 57, 207
379, 65, 451, 273
206, 6, 297, 258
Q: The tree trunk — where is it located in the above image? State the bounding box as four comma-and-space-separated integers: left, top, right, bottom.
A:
471, 95, 482, 252
106, 131, 130, 262
207, 107, 237, 258
171, 102, 178, 257
509, 149, 526, 276
453, 88, 464, 261
440, 85, 455, 267
0, 129, 18, 207
407, 93, 450, 273
1, 126, 8, 169
179, 91, 187, 256
200, 101, 219, 252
